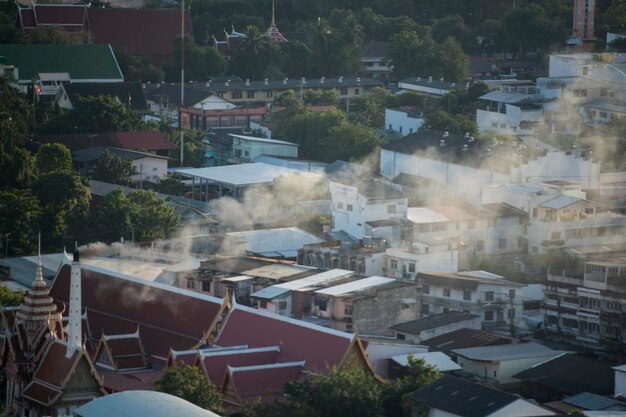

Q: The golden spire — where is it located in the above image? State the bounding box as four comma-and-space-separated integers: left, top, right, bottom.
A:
271, 0, 276, 27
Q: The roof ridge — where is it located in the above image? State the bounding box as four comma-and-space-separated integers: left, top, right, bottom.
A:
228, 360, 306, 373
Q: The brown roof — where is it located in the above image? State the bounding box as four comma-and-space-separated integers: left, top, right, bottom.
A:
199, 347, 280, 385
114, 131, 175, 151
21, 380, 62, 406
88, 8, 192, 66
50, 264, 224, 359
215, 304, 354, 373
19, 4, 88, 33
33, 341, 79, 388
225, 363, 304, 403
100, 369, 162, 392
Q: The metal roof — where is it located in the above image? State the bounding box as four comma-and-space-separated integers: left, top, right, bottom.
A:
479, 90, 531, 103
539, 194, 586, 209
453, 342, 565, 361
177, 163, 318, 188
314, 276, 394, 296
563, 392, 626, 411
229, 133, 298, 147
251, 269, 354, 300
74, 390, 222, 417
225, 227, 324, 259
391, 352, 462, 372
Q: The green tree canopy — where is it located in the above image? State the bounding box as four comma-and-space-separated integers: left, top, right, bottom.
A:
229, 26, 279, 80
0, 286, 25, 306
28, 26, 84, 44
93, 150, 137, 186
127, 190, 179, 242
423, 109, 478, 136
36, 143, 73, 174
116, 49, 164, 83
170, 36, 227, 82
42, 95, 146, 134
155, 364, 223, 413
0, 190, 42, 256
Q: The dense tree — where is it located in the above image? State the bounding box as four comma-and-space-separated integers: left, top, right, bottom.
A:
431, 15, 477, 54
155, 364, 223, 413
127, 190, 179, 241
88, 189, 133, 243
279, 40, 314, 78
35, 143, 72, 174
0, 190, 42, 256
229, 26, 279, 79
115, 50, 164, 83
31, 171, 91, 249
503, 4, 567, 61
438, 37, 469, 83
42, 95, 146, 134
155, 174, 184, 195
327, 124, 383, 161
0, 286, 25, 306
171, 36, 227, 82
93, 150, 136, 186
0, 11, 23, 43
439, 82, 488, 116
386, 30, 439, 80
423, 109, 478, 136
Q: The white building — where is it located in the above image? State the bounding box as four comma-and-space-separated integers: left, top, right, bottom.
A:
398, 76, 464, 97
329, 180, 408, 240
383, 240, 459, 280
230, 133, 298, 163
390, 311, 481, 344
452, 342, 567, 387
418, 270, 524, 330
72, 147, 169, 183
614, 364, 626, 397
384, 107, 423, 135
509, 152, 601, 189
476, 85, 544, 135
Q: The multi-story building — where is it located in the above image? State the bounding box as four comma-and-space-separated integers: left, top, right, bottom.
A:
329, 179, 408, 240
417, 270, 524, 331
383, 240, 459, 280
384, 107, 423, 136
310, 276, 419, 334
476, 83, 544, 135
544, 259, 626, 351
297, 239, 387, 276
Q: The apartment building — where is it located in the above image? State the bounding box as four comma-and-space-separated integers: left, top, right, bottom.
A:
297, 239, 386, 276
544, 259, 626, 351
417, 270, 524, 331
476, 84, 544, 135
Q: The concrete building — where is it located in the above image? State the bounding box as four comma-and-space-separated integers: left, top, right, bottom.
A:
311, 276, 419, 334
382, 240, 459, 280
297, 239, 387, 276
384, 107, 423, 136
329, 179, 408, 240
230, 134, 298, 163
476, 85, 544, 135
72, 147, 169, 183
418, 271, 524, 331
398, 76, 466, 97
360, 41, 391, 79
544, 259, 626, 351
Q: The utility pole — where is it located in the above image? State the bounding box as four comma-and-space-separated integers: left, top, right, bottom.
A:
180, 0, 185, 167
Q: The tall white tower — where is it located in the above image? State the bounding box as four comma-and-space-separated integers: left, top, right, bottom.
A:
66, 250, 82, 358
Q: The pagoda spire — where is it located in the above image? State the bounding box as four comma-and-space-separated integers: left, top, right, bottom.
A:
66, 250, 82, 358
271, 0, 276, 27
35, 232, 43, 283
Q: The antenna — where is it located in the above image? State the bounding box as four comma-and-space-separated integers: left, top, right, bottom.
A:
180, 0, 185, 167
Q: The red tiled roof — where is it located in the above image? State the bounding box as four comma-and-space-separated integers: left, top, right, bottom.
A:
200, 347, 280, 385
88, 8, 192, 66
33, 5, 87, 25
50, 264, 223, 359
215, 304, 354, 373
116, 355, 147, 369
34, 341, 78, 387
168, 350, 197, 366
227, 363, 304, 403
100, 369, 162, 392
21, 380, 62, 406
113, 131, 175, 151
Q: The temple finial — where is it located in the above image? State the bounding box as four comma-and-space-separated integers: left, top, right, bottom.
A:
271, 0, 276, 27
35, 232, 43, 283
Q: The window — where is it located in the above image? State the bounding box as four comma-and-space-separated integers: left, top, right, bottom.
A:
498, 238, 507, 249
387, 204, 396, 214
509, 289, 516, 299
232, 91, 243, 99
485, 291, 494, 301
247, 91, 255, 99
340, 87, 348, 95
355, 88, 360, 95
421, 304, 430, 315
600, 111, 608, 118
344, 305, 353, 316
484, 311, 494, 321
423, 284, 430, 294
408, 263, 416, 273
396, 333, 406, 340
443, 288, 451, 297
401, 301, 412, 310
260, 300, 268, 309
463, 289, 472, 301
278, 301, 288, 310
347, 204, 353, 212
315, 299, 327, 311
390, 260, 398, 269
202, 281, 211, 292
601, 88, 608, 96
186, 279, 195, 289
476, 240, 484, 251
346, 324, 353, 331
443, 307, 449, 313
266, 90, 273, 98
337, 201, 344, 209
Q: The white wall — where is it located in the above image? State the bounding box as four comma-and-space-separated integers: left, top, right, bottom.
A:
380, 149, 509, 204
131, 157, 168, 182
509, 152, 600, 188
385, 108, 423, 135
615, 369, 626, 397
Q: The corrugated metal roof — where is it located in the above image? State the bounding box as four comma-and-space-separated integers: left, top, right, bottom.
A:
391, 352, 462, 372
453, 342, 565, 361
315, 276, 394, 296
250, 269, 354, 299
479, 90, 530, 103
177, 163, 319, 187
540, 195, 584, 209
229, 133, 298, 147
